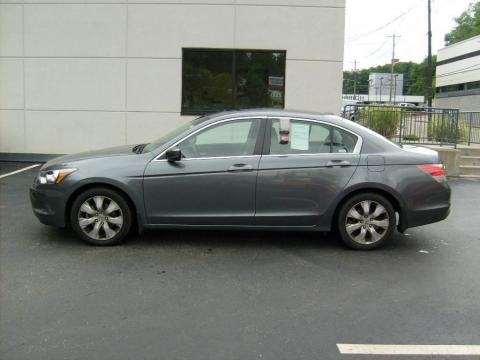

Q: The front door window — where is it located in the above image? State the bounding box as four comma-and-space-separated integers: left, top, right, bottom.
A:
177, 119, 261, 158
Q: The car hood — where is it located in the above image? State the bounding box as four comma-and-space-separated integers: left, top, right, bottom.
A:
42, 145, 136, 169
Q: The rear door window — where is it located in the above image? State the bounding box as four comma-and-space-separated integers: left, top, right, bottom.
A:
269, 119, 358, 154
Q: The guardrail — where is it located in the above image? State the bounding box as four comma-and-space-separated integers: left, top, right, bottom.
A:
341, 105, 473, 148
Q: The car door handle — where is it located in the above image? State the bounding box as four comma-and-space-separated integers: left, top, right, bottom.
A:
228, 164, 254, 172
326, 159, 351, 167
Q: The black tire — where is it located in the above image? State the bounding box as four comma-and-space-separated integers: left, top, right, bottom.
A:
337, 193, 395, 250
70, 187, 132, 246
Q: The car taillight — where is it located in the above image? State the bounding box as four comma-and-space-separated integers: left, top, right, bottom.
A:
417, 164, 446, 183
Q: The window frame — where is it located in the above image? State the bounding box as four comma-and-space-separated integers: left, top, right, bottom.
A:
181, 48, 287, 116
263, 117, 363, 156
154, 117, 267, 161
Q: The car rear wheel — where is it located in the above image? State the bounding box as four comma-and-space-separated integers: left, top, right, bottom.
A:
337, 193, 395, 250
70, 187, 132, 246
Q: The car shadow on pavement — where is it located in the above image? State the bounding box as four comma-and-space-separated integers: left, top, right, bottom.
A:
38, 222, 427, 254
133, 228, 420, 252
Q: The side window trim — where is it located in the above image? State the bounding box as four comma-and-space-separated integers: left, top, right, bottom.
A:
264, 117, 362, 156
154, 117, 267, 161
262, 118, 273, 156
253, 118, 267, 156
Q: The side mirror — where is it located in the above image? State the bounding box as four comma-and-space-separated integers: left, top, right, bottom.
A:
165, 147, 182, 162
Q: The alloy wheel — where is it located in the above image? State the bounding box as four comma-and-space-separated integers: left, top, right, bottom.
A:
344, 200, 390, 244
77, 196, 124, 240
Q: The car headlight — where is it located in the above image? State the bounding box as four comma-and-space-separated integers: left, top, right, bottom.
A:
39, 168, 77, 184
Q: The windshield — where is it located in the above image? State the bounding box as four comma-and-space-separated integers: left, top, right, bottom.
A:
142, 116, 210, 153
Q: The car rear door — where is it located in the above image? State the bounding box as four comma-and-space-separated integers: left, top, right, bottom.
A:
143, 118, 265, 225
255, 117, 361, 227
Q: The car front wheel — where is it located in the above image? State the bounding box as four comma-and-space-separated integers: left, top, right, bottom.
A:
70, 187, 132, 246
337, 193, 395, 250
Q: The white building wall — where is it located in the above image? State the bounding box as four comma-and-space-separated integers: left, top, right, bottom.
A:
0, 0, 345, 155
435, 35, 480, 111
436, 56, 480, 87
436, 35, 480, 87
433, 94, 480, 112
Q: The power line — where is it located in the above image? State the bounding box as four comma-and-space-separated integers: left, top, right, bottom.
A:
436, 62, 480, 76
345, 7, 412, 43
364, 38, 390, 58
436, 65, 480, 78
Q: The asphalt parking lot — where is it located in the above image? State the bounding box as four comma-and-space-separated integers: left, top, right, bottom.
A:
1, 161, 480, 360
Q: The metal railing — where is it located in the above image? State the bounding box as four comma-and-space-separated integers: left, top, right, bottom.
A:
459, 112, 480, 145
341, 104, 471, 147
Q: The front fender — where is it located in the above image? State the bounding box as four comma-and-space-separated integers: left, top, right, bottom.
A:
65, 176, 146, 233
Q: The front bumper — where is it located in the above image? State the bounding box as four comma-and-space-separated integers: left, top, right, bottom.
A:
30, 186, 67, 227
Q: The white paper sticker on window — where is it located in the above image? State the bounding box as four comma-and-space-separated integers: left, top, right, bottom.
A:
290, 123, 310, 150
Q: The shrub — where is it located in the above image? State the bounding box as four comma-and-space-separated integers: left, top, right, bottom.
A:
403, 134, 420, 141
358, 106, 401, 139
428, 118, 466, 143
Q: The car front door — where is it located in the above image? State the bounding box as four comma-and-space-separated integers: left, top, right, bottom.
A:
255, 117, 361, 227
143, 118, 265, 225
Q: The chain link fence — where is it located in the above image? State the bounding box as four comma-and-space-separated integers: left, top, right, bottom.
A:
341, 105, 480, 147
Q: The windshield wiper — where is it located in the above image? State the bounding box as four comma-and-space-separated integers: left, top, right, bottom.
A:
132, 143, 148, 154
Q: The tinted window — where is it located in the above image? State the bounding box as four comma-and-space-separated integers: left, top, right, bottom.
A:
178, 119, 260, 158
182, 49, 286, 114
182, 50, 233, 114
269, 119, 358, 154
331, 127, 358, 153
235, 51, 285, 109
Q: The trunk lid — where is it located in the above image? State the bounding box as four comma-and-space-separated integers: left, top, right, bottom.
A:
400, 144, 440, 164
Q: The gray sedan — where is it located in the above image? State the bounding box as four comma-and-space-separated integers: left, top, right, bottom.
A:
30, 110, 450, 250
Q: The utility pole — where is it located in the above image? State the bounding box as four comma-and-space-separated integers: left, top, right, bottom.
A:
388, 34, 400, 103
368, 78, 373, 102
380, 77, 384, 102
352, 60, 359, 100
427, 0, 433, 107
393, 74, 399, 105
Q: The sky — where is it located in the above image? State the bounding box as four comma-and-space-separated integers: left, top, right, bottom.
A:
344, 0, 473, 70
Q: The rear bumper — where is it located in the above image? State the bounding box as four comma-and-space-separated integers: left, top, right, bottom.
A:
397, 176, 451, 232
30, 187, 66, 227
399, 205, 450, 232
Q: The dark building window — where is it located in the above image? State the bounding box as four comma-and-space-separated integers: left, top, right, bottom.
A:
436, 80, 480, 94
182, 48, 286, 115
466, 81, 480, 90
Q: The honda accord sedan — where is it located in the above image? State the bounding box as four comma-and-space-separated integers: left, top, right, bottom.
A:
30, 109, 450, 249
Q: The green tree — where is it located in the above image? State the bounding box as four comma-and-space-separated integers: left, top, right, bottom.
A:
406, 56, 436, 97
444, 1, 480, 45
342, 57, 436, 97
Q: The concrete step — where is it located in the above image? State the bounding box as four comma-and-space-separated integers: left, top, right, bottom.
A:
460, 156, 480, 166
459, 165, 480, 176
459, 147, 480, 156
457, 174, 480, 179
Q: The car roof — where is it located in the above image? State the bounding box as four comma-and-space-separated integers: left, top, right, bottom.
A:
208, 108, 334, 120
204, 108, 355, 130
